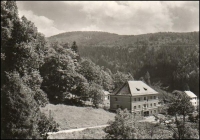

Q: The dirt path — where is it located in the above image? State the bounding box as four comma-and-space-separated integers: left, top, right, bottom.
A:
47, 124, 109, 135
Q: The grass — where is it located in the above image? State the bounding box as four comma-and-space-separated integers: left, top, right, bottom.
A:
40, 104, 115, 130
41, 103, 199, 139
48, 127, 106, 139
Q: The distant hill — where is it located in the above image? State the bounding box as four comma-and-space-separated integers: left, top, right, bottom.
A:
47, 31, 199, 48
47, 31, 199, 95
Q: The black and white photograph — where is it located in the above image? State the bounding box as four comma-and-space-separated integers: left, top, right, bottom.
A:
1, 1, 199, 139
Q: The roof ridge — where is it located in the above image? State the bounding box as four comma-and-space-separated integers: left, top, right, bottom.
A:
128, 81, 158, 95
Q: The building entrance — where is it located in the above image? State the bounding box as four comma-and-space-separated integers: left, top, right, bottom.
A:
144, 111, 149, 116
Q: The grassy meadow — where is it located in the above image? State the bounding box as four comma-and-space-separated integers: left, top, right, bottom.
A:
40, 104, 115, 130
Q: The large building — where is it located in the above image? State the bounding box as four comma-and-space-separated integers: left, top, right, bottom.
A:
110, 81, 160, 116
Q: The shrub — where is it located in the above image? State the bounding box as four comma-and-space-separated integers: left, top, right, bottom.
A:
188, 113, 199, 123
37, 113, 59, 139
104, 108, 142, 139
89, 83, 104, 108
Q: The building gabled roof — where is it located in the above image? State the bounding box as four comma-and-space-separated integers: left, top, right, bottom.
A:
128, 81, 158, 96
184, 91, 197, 98
113, 80, 158, 96
112, 82, 127, 95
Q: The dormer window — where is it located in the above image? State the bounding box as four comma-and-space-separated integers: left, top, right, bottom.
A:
144, 88, 147, 91
136, 88, 140, 91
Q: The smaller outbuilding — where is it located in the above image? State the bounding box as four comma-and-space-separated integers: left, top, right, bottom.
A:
103, 90, 110, 100
184, 91, 198, 107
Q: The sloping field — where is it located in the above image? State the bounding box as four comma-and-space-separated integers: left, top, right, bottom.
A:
40, 104, 115, 130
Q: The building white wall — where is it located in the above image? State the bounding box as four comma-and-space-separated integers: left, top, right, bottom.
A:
190, 97, 197, 106
131, 94, 160, 114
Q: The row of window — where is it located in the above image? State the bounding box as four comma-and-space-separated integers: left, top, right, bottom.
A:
133, 103, 156, 109
134, 96, 157, 101
114, 96, 158, 101
191, 97, 197, 100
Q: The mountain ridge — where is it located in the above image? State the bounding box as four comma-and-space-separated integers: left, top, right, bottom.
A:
47, 31, 199, 48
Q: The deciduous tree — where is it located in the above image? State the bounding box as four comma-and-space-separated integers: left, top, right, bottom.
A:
104, 109, 141, 139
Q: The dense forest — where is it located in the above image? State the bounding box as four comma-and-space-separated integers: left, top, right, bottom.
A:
48, 31, 199, 96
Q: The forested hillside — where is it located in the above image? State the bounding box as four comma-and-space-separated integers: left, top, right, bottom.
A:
48, 31, 199, 95
48, 31, 199, 48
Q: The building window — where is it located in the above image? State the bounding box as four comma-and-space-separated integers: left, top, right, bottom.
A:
151, 111, 152, 113
195, 102, 196, 104
134, 98, 136, 101
154, 103, 156, 106
139, 112, 140, 114
143, 104, 146, 107
108, 96, 109, 100
138, 105, 140, 108
115, 97, 118, 101
134, 106, 136, 109
154, 110, 156, 113
150, 103, 152, 107
154, 96, 156, 99
144, 97, 146, 100
136, 88, 140, 91
138, 98, 140, 101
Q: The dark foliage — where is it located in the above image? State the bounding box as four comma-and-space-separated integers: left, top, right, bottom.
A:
1, 1, 58, 138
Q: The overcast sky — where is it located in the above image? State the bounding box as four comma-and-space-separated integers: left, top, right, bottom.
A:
17, 1, 199, 37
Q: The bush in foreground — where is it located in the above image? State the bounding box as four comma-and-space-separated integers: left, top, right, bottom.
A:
104, 108, 142, 139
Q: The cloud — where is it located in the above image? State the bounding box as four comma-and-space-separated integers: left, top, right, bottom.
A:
17, 1, 199, 36
18, 9, 65, 37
